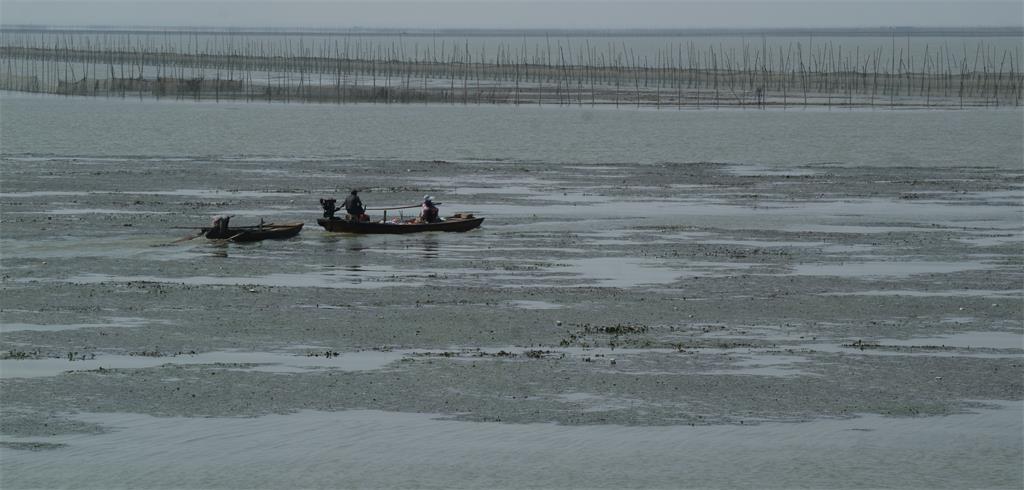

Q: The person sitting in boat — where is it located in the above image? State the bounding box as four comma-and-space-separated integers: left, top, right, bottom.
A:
205, 215, 231, 239
342, 189, 368, 222
211, 215, 230, 234
419, 195, 440, 223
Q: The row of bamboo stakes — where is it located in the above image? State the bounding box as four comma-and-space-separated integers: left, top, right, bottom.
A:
1, 32, 1021, 108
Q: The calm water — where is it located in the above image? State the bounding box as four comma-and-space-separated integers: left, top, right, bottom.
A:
3, 403, 1020, 489
2, 92, 1021, 167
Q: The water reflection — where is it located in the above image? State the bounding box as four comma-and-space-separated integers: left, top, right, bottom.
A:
205, 241, 231, 258
317, 232, 366, 253
345, 236, 367, 252
420, 236, 439, 259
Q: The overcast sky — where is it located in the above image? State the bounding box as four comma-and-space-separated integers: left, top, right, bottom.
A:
2, 1, 1022, 29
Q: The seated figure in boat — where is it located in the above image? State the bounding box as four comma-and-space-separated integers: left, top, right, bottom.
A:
211, 215, 230, 233
419, 195, 440, 223
204, 215, 232, 239
343, 189, 369, 222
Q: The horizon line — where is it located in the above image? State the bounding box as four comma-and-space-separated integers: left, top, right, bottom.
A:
2, 25, 1023, 36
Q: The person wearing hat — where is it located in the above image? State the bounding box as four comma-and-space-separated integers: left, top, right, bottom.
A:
343, 189, 367, 221
419, 195, 440, 223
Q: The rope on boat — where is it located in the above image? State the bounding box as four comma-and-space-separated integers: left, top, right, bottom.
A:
365, 204, 424, 211
366, 203, 441, 221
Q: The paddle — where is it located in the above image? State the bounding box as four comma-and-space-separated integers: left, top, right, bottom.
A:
219, 232, 246, 244
170, 230, 206, 244
204, 232, 246, 246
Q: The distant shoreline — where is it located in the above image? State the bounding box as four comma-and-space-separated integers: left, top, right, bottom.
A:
2, 25, 1023, 38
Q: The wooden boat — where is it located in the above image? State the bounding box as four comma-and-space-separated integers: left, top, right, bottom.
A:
318, 215, 483, 234
202, 222, 304, 242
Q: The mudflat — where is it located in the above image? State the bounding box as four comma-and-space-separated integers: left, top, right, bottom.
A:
1, 95, 1021, 488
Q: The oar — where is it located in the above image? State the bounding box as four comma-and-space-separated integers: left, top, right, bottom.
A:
170, 230, 205, 244
205, 233, 244, 246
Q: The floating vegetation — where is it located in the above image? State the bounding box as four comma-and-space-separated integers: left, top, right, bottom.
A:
405, 348, 560, 360
523, 349, 552, 359
67, 351, 95, 361
1, 350, 41, 360
0, 441, 69, 451
842, 340, 989, 352
582, 323, 650, 335
560, 322, 652, 348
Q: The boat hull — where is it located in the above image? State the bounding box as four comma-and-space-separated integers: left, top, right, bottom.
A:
318, 217, 484, 234
203, 222, 304, 242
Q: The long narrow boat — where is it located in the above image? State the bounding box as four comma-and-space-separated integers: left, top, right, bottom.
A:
318, 215, 483, 234
202, 222, 304, 242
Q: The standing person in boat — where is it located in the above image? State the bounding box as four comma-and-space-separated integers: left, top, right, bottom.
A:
419, 195, 440, 223
319, 198, 341, 219
343, 189, 368, 222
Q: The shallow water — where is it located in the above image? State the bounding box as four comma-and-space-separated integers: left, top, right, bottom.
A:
1, 402, 1020, 489
0, 349, 409, 378
877, 331, 1024, 350
790, 260, 1001, 278
2, 92, 1022, 167
1, 94, 1022, 489
0, 316, 172, 333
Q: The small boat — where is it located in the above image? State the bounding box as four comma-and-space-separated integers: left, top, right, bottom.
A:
318, 214, 483, 234
202, 221, 304, 242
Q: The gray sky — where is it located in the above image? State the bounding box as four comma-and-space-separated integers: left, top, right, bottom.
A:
1, 1, 1022, 29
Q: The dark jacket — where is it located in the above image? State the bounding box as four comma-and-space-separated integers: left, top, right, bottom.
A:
421, 202, 439, 223
343, 194, 364, 216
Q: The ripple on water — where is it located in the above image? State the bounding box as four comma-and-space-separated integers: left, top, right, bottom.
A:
0, 402, 1019, 488
790, 260, 1000, 278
